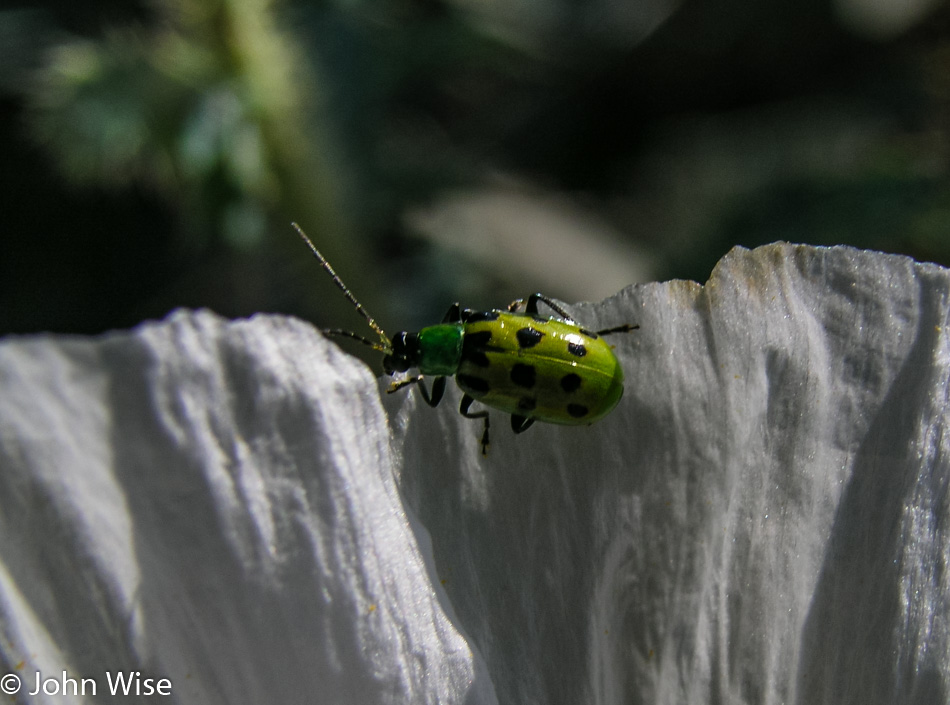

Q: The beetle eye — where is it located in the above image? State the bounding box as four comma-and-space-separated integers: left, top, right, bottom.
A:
382, 355, 409, 374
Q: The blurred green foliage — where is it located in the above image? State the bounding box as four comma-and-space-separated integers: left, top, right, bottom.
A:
3, 0, 950, 341
28, 0, 347, 249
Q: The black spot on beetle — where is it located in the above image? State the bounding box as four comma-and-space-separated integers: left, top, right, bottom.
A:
470, 352, 491, 367
517, 397, 537, 411
517, 327, 544, 348
567, 342, 587, 357
457, 374, 490, 394
560, 373, 582, 393
567, 403, 589, 418
510, 364, 536, 388
464, 330, 492, 348
462, 349, 490, 367
465, 310, 499, 323
461, 331, 492, 367
579, 328, 598, 339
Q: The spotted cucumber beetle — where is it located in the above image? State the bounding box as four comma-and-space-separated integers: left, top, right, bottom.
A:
293, 223, 637, 454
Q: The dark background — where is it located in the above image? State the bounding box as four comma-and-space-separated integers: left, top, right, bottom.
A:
3, 0, 949, 340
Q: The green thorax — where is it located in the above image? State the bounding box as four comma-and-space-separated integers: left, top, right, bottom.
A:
415, 323, 464, 376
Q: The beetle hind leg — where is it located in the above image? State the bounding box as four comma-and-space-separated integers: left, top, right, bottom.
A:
459, 394, 490, 455
597, 323, 639, 336
510, 293, 576, 322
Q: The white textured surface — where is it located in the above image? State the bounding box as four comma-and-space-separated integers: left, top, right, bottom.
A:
387, 243, 950, 705
0, 312, 493, 704
2, 242, 950, 704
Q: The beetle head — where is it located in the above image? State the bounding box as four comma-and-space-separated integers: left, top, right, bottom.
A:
383, 331, 420, 375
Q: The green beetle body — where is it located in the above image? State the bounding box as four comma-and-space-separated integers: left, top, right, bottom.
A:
293, 223, 635, 454
451, 311, 624, 426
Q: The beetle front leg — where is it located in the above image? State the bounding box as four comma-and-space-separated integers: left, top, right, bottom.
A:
388, 375, 446, 407
459, 394, 490, 455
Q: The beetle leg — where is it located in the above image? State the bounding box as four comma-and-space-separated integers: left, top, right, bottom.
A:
510, 414, 535, 434
525, 294, 542, 315
423, 376, 446, 406
521, 293, 576, 323
596, 323, 640, 336
515, 294, 637, 337
387, 376, 421, 394
441, 302, 462, 323
459, 394, 490, 455
388, 375, 446, 407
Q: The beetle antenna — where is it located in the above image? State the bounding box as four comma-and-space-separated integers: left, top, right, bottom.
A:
322, 329, 390, 352
293, 223, 392, 350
